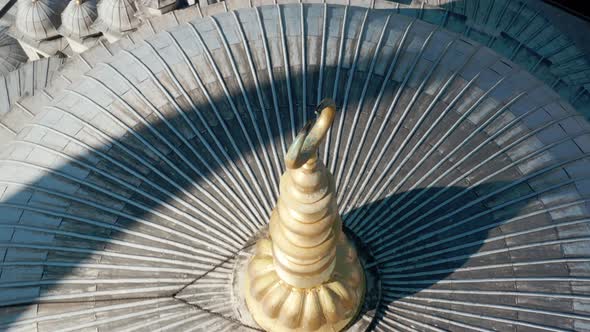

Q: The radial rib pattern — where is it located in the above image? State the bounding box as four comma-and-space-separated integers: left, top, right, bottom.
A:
0, 3, 589, 331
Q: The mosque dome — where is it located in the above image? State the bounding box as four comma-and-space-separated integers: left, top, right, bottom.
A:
0, 25, 27, 75
0, 1, 589, 331
58, 0, 99, 40
14, 0, 66, 41
93, 0, 140, 38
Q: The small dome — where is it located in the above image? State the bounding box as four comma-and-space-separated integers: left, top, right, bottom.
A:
15, 0, 66, 41
59, 0, 99, 40
0, 26, 27, 75
94, 0, 140, 35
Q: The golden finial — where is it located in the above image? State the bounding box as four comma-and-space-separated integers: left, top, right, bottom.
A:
243, 99, 365, 332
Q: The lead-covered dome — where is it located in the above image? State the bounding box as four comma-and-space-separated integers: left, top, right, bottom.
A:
58, 0, 99, 40
14, 0, 66, 41
0, 26, 27, 75
0, 2, 589, 331
93, 0, 140, 38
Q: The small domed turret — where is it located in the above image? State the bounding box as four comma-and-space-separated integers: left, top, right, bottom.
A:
93, 0, 140, 43
59, 0, 99, 40
0, 26, 27, 75
15, 0, 66, 42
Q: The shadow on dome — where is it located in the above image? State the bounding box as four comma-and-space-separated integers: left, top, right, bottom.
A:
172, 181, 535, 331
0, 3, 588, 330
340, 180, 531, 329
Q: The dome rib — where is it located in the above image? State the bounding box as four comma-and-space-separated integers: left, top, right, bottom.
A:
132, 38, 272, 227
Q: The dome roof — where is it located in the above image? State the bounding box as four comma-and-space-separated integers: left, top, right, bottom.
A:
417, 0, 590, 119
0, 25, 27, 75
94, 0, 140, 36
58, 0, 99, 40
0, 3, 589, 331
14, 0, 66, 41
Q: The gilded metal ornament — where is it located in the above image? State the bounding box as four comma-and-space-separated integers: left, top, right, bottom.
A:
244, 99, 365, 332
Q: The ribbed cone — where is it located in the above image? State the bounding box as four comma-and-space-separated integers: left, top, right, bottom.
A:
269, 157, 340, 289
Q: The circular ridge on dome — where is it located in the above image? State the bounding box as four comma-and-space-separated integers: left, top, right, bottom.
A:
0, 3, 589, 331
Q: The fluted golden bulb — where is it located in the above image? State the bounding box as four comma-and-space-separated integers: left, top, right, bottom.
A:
243, 100, 365, 332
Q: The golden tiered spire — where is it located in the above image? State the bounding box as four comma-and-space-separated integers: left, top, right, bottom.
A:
244, 99, 365, 332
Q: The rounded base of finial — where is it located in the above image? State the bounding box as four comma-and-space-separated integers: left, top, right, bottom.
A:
242, 237, 365, 332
